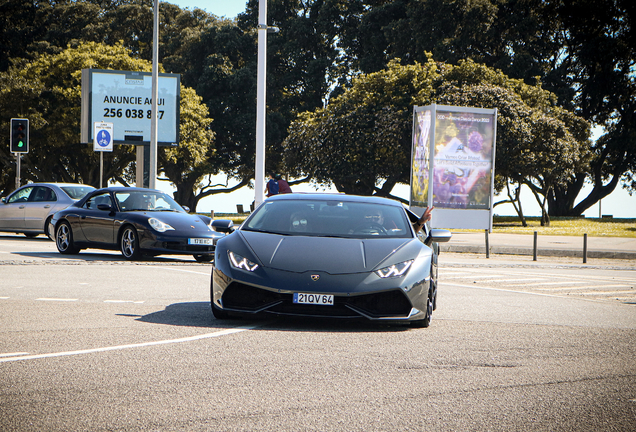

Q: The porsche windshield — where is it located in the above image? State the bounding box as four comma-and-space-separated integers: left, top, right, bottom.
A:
114, 191, 184, 212
243, 199, 412, 238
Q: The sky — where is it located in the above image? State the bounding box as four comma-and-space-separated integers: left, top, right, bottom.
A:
156, 0, 635, 218
164, 0, 248, 18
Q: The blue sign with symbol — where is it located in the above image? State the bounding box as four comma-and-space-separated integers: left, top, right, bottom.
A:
96, 130, 111, 147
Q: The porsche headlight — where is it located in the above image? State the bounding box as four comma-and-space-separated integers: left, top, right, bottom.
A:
228, 251, 259, 272
375, 260, 414, 278
148, 217, 175, 232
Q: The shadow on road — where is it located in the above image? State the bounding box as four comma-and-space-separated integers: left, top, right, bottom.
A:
13, 251, 202, 263
137, 301, 410, 333
0, 234, 51, 241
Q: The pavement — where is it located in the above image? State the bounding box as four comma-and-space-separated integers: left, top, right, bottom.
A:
441, 231, 636, 262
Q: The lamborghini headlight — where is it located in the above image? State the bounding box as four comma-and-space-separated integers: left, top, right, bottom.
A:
375, 260, 414, 278
228, 251, 259, 272
148, 217, 175, 232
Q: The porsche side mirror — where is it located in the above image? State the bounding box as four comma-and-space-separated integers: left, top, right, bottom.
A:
97, 203, 112, 211
425, 229, 452, 246
212, 219, 235, 234
182, 205, 190, 213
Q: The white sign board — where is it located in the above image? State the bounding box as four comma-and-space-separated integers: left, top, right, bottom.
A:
410, 104, 498, 231
93, 122, 114, 152
81, 69, 180, 146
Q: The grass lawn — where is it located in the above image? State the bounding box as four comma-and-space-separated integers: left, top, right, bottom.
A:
489, 216, 636, 238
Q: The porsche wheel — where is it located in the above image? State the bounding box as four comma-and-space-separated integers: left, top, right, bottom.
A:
120, 226, 142, 260
56, 221, 80, 254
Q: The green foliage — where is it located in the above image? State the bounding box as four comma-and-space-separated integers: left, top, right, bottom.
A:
0, 42, 150, 190
283, 59, 442, 196
330, 0, 634, 217
0, 42, 212, 202
1, 0, 632, 220
284, 56, 591, 215
160, 85, 216, 210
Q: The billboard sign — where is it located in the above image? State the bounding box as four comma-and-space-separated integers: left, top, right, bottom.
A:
81, 69, 180, 146
410, 104, 497, 231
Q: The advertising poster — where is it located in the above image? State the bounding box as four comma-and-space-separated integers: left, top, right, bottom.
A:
432, 110, 495, 209
410, 107, 432, 208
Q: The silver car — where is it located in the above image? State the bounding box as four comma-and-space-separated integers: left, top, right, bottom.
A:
0, 183, 96, 238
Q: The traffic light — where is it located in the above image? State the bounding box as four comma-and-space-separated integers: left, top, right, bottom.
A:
10, 118, 29, 153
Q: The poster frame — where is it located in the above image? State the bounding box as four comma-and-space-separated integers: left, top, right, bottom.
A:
409, 104, 498, 231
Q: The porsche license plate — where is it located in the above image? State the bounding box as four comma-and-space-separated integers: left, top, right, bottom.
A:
188, 238, 214, 245
293, 293, 334, 306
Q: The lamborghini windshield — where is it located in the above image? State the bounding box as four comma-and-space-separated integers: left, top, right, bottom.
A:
243, 199, 412, 238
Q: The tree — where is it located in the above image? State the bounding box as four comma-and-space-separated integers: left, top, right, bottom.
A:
0, 42, 148, 193
438, 60, 591, 225
0, 42, 212, 201
331, 0, 634, 217
283, 58, 590, 225
283, 59, 441, 197
545, 0, 636, 216
160, 85, 216, 211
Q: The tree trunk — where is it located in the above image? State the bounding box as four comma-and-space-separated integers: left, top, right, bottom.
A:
173, 182, 199, 212
527, 182, 551, 227
548, 173, 585, 216
506, 183, 527, 227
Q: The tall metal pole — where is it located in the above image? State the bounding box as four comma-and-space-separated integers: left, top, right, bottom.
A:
99, 152, 103, 188
149, 0, 159, 190
254, 0, 267, 208
14, 154, 20, 189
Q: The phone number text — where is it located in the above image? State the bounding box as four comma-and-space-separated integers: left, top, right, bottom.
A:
103, 108, 165, 119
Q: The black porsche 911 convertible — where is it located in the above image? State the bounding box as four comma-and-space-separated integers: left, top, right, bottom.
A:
210, 194, 451, 327
49, 187, 225, 261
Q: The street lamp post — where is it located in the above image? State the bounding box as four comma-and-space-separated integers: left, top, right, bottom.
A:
254, 0, 268, 208
149, 0, 159, 190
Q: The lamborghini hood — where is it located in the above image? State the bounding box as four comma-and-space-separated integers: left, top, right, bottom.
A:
240, 231, 420, 274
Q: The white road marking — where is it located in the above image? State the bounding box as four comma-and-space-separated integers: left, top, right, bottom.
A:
478, 278, 539, 283
35, 298, 78, 302
0, 325, 261, 363
448, 282, 561, 298
0, 352, 29, 358
156, 267, 210, 276
507, 280, 589, 287
577, 290, 636, 296
444, 267, 636, 284
443, 274, 506, 279
537, 284, 633, 291
0, 297, 9, 300
104, 300, 145, 304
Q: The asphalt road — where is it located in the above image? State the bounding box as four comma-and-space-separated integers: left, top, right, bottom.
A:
1, 234, 635, 431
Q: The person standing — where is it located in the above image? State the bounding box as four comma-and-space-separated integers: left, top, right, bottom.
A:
265, 173, 279, 197
276, 174, 292, 194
